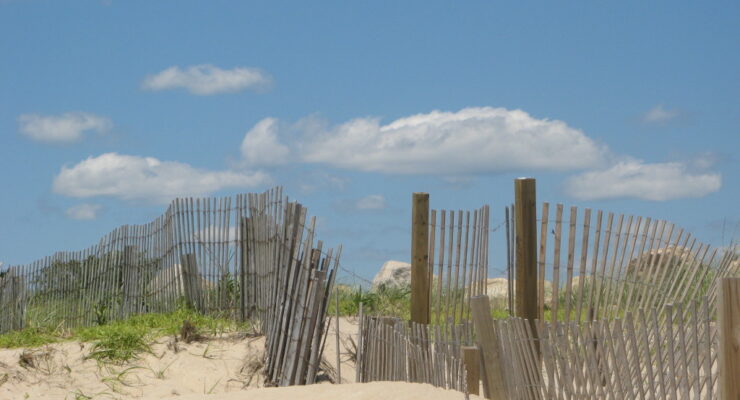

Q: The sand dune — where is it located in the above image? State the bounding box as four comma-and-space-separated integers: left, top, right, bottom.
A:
0, 335, 266, 399
0, 317, 477, 399
157, 382, 479, 400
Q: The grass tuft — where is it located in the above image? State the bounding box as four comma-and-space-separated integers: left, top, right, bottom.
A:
84, 327, 152, 364
0, 305, 250, 366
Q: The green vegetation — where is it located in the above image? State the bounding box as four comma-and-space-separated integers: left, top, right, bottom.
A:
0, 306, 248, 363
329, 284, 510, 322
328, 284, 412, 320
327, 283, 591, 323
0, 325, 62, 349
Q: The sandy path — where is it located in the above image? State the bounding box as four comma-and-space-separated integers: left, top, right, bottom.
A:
151, 381, 479, 400
322, 316, 360, 383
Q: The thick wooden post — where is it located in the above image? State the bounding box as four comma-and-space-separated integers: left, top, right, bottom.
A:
470, 296, 508, 399
514, 178, 538, 347
411, 192, 430, 324
719, 277, 740, 400
462, 345, 481, 396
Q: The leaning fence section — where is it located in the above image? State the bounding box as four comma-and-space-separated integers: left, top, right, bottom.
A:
480, 301, 719, 400
244, 198, 342, 385
505, 202, 739, 323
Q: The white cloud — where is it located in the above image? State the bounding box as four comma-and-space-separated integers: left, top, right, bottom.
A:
337, 195, 387, 212
53, 153, 270, 203
240, 118, 290, 166
66, 203, 102, 220
565, 159, 721, 201
642, 105, 679, 124
689, 152, 719, 170
241, 107, 607, 174
296, 172, 349, 194
142, 64, 271, 95
355, 195, 387, 210
18, 112, 111, 143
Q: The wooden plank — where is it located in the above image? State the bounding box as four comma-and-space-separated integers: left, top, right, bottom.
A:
719, 277, 740, 400
614, 216, 641, 314
506, 206, 514, 315
411, 192, 431, 324
625, 218, 656, 312
470, 296, 508, 399
442, 212, 453, 325
551, 204, 563, 322
564, 206, 577, 323
575, 208, 591, 323
459, 211, 471, 322
593, 213, 614, 320
586, 211, 603, 320
436, 211, 446, 323
332, 282, 341, 383
452, 210, 463, 323
538, 203, 550, 321
602, 214, 624, 319
429, 210, 438, 322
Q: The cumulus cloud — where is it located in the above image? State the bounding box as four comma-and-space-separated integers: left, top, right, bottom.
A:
53, 153, 270, 203
240, 118, 290, 166
296, 171, 349, 194
642, 105, 679, 124
240, 107, 607, 174
336, 195, 387, 212
355, 195, 387, 210
565, 159, 721, 201
18, 112, 111, 143
142, 64, 271, 95
65, 203, 102, 220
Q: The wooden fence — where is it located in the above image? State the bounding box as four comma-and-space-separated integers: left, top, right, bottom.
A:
505, 202, 738, 323
356, 315, 472, 392
429, 205, 490, 327
356, 190, 738, 399
0, 187, 341, 386
475, 300, 719, 399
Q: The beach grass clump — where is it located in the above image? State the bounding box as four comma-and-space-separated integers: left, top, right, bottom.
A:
0, 305, 249, 360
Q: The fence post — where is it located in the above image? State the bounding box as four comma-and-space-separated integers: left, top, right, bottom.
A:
514, 178, 539, 354
411, 192, 430, 325
239, 216, 249, 321
11, 275, 25, 331
462, 345, 481, 396
470, 295, 508, 399
180, 253, 203, 313
719, 277, 740, 400
121, 245, 136, 318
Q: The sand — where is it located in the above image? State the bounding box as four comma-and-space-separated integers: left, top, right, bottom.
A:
0, 335, 266, 399
0, 318, 477, 399
155, 382, 480, 400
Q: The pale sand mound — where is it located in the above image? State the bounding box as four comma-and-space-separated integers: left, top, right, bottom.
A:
0, 318, 476, 399
154, 381, 481, 400
0, 335, 266, 399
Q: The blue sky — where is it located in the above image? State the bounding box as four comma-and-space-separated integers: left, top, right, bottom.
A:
1, 1, 738, 282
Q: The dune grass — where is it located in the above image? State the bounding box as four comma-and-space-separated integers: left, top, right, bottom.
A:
0, 306, 249, 363
328, 283, 599, 323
